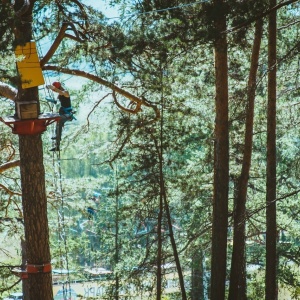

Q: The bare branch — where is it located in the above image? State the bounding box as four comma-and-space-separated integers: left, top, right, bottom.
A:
278, 19, 300, 30
64, 33, 85, 42
43, 65, 141, 102
243, 189, 300, 223
1, 140, 17, 162
0, 184, 21, 197
108, 129, 135, 164
42, 65, 160, 120
0, 82, 18, 101
112, 91, 142, 114
70, 0, 86, 12
40, 22, 86, 67
66, 22, 86, 42
0, 160, 20, 173
0, 278, 22, 294
40, 22, 69, 66
79, 93, 110, 132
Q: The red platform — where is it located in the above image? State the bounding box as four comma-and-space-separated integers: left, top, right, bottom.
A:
1, 113, 60, 135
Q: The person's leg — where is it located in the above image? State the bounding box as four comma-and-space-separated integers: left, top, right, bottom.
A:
57, 115, 69, 146
51, 115, 68, 151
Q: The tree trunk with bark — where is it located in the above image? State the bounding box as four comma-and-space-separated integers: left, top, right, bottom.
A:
19, 135, 53, 300
21, 239, 29, 298
210, 0, 229, 299
191, 250, 205, 300
154, 104, 187, 298
156, 192, 163, 300
163, 188, 187, 299
265, 0, 278, 298
228, 20, 263, 300
14, 1, 53, 299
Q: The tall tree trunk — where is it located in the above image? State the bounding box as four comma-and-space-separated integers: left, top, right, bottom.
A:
191, 250, 205, 300
154, 138, 187, 299
21, 239, 29, 297
210, 0, 229, 299
265, 0, 277, 298
163, 188, 187, 299
228, 20, 263, 300
19, 136, 53, 300
156, 192, 163, 300
14, 1, 53, 299
154, 94, 187, 298
114, 166, 120, 300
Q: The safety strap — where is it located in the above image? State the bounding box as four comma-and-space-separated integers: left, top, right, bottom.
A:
60, 107, 76, 121
27, 262, 52, 274
60, 107, 73, 114
12, 262, 52, 279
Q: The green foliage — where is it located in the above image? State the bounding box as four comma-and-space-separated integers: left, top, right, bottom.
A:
0, 4, 14, 51
1, 0, 300, 298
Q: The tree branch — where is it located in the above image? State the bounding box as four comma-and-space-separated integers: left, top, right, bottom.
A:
245, 189, 300, 222
0, 82, 18, 101
40, 23, 69, 66
226, 0, 299, 33
0, 183, 21, 197
0, 278, 22, 294
66, 21, 87, 42
112, 91, 142, 114
40, 22, 85, 67
0, 160, 20, 173
42, 65, 160, 120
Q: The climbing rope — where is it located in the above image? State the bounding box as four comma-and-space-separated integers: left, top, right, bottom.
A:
53, 151, 72, 300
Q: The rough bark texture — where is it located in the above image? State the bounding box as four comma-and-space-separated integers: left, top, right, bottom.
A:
191, 250, 205, 300
228, 20, 263, 300
156, 193, 163, 300
265, 0, 278, 298
21, 239, 30, 298
14, 0, 53, 299
19, 132, 53, 300
163, 188, 187, 299
210, 0, 229, 299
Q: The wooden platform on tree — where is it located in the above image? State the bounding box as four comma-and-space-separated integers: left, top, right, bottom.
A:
1, 113, 60, 135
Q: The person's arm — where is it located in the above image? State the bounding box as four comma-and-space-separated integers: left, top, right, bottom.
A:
46, 85, 70, 97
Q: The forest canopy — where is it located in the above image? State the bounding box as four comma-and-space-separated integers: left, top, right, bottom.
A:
0, 0, 300, 299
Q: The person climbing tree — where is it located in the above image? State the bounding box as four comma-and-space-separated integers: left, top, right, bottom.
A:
46, 81, 74, 151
